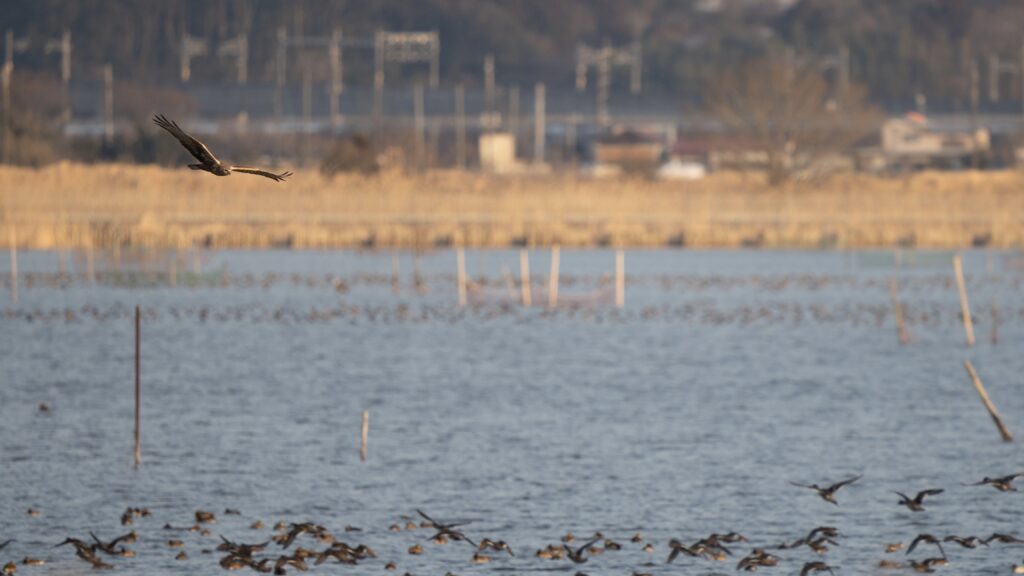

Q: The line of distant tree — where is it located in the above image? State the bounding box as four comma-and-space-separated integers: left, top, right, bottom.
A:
5, 0, 1022, 111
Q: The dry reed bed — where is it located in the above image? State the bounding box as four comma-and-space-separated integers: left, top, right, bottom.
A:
1, 163, 1023, 249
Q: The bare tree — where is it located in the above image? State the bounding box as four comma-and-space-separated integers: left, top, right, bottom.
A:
708, 55, 882, 184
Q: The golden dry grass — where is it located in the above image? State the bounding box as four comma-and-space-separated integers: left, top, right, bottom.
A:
1, 162, 1022, 249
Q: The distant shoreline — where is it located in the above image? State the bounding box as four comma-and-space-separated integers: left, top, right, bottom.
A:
1, 163, 1022, 249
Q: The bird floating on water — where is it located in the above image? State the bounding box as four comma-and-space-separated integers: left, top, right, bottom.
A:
153, 114, 292, 182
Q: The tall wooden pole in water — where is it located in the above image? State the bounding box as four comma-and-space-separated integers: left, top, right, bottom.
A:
615, 249, 625, 308
8, 226, 16, 305
889, 278, 910, 345
953, 253, 975, 347
519, 249, 531, 307
360, 410, 369, 462
456, 248, 467, 307
134, 305, 141, 468
964, 360, 1013, 442
548, 245, 560, 308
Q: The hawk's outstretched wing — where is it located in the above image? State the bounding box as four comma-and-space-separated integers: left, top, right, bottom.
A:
153, 114, 221, 168
230, 166, 293, 182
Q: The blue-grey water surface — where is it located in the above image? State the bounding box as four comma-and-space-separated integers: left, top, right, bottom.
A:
1, 249, 1022, 575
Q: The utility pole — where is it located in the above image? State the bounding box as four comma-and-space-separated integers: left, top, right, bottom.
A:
508, 85, 519, 137
484, 53, 495, 132
103, 63, 113, 144
970, 59, 980, 170
275, 27, 287, 119
302, 65, 312, 164
455, 83, 466, 169
533, 82, 545, 165
414, 83, 425, 171
596, 41, 611, 125
2, 30, 12, 164
329, 27, 342, 128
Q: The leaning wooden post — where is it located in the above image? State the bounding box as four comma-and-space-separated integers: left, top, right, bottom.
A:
615, 249, 625, 308
456, 248, 467, 306
519, 249, 532, 307
953, 253, 975, 347
964, 360, 1013, 442
134, 304, 142, 467
8, 226, 17, 305
889, 278, 910, 345
360, 410, 369, 462
548, 245, 560, 308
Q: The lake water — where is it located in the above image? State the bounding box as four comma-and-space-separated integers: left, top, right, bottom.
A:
1, 249, 1022, 575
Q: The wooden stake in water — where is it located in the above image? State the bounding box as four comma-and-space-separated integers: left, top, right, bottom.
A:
456, 248, 467, 307
134, 304, 141, 468
8, 227, 16, 305
520, 249, 532, 307
964, 360, 1013, 442
548, 245, 560, 308
414, 252, 425, 294
391, 251, 400, 293
953, 254, 975, 347
501, 264, 516, 300
86, 241, 95, 285
615, 249, 625, 308
889, 278, 910, 345
360, 410, 369, 462
990, 296, 999, 346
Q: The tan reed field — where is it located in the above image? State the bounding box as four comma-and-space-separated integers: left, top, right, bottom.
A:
1, 163, 1022, 249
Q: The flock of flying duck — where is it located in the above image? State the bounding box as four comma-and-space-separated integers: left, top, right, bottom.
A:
2, 473, 1023, 575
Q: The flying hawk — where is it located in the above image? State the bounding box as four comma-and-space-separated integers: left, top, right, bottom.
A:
153, 114, 292, 182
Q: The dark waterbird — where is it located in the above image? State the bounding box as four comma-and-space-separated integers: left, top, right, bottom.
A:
800, 560, 836, 575
790, 475, 862, 505
416, 509, 476, 547
894, 488, 944, 511
564, 538, 601, 564
965, 473, 1024, 492
906, 534, 945, 557
153, 114, 292, 182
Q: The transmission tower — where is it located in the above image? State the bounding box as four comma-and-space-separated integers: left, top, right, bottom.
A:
43, 29, 72, 121
274, 27, 346, 126
372, 30, 440, 133
575, 41, 642, 126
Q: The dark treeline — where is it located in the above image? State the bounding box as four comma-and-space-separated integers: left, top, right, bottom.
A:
4, 0, 1024, 111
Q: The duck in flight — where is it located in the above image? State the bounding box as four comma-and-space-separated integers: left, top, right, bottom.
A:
966, 473, 1024, 492
153, 114, 292, 182
894, 488, 943, 512
790, 475, 862, 505
563, 538, 601, 564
